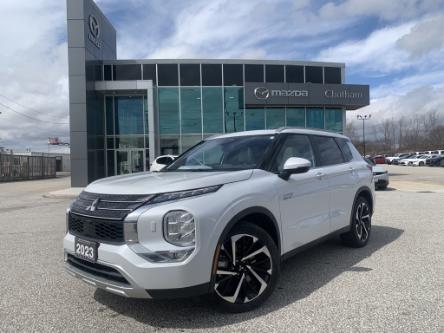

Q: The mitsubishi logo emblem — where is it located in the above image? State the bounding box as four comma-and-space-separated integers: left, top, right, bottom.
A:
254, 87, 270, 100
89, 15, 100, 38
86, 198, 100, 212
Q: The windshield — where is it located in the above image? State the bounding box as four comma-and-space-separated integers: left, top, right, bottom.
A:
164, 135, 276, 172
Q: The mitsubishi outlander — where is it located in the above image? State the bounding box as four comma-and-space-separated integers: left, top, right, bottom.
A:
64, 128, 374, 312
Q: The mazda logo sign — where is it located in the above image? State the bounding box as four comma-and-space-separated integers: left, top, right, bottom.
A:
254, 87, 270, 100
89, 15, 100, 38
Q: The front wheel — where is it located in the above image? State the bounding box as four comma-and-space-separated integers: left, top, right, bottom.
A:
341, 196, 372, 248
211, 222, 280, 312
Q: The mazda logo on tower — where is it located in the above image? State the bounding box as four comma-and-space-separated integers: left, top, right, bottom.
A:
254, 87, 270, 100
87, 15, 102, 48
89, 15, 100, 38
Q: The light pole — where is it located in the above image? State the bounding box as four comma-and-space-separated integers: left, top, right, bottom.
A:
357, 114, 371, 156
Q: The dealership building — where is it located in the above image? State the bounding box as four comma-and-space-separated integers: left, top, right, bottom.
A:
67, 0, 370, 187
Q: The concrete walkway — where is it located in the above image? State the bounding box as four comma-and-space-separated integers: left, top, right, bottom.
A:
44, 186, 83, 199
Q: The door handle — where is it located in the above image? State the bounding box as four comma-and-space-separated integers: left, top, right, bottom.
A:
316, 172, 324, 180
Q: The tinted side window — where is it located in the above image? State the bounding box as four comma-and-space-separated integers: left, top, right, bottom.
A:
310, 136, 344, 166
272, 135, 315, 172
335, 138, 353, 162
156, 157, 172, 164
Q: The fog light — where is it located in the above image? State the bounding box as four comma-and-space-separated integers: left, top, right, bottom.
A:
163, 210, 195, 247
139, 249, 194, 263
128, 243, 194, 263
124, 222, 139, 244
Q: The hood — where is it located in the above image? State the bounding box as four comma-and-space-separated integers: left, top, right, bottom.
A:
85, 170, 253, 195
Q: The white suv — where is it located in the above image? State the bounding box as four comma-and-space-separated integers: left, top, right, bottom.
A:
64, 129, 374, 312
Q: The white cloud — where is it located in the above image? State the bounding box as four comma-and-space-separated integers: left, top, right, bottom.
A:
0, 0, 68, 151
319, 0, 443, 21
317, 22, 415, 73
347, 84, 444, 141
318, 12, 444, 75
397, 14, 444, 58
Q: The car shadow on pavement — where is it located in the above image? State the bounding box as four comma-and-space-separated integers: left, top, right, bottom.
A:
94, 225, 403, 329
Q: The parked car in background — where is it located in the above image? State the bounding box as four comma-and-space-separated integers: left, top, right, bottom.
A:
427, 155, 444, 167
365, 158, 389, 190
411, 155, 438, 166
398, 155, 423, 166
150, 155, 177, 172
389, 153, 413, 165
372, 155, 386, 164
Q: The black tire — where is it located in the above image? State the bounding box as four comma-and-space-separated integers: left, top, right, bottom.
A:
341, 196, 372, 248
210, 222, 280, 313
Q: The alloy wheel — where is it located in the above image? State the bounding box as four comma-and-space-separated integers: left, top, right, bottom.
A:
355, 202, 371, 241
214, 233, 272, 304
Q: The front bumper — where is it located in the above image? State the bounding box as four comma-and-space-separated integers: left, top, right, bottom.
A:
373, 174, 389, 188
64, 233, 211, 299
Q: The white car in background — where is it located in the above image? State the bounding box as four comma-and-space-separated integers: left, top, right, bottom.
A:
411, 155, 437, 166
399, 155, 423, 166
386, 153, 411, 165
150, 155, 177, 172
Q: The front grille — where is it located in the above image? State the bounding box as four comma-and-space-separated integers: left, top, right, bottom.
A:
71, 191, 154, 220
67, 254, 129, 284
69, 213, 124, 243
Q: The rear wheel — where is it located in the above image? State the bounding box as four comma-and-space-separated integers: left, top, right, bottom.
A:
341, 196, 372, 248
211, 223, 280, 312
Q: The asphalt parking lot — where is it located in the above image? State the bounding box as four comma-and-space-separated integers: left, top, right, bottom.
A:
0, 167, 443, 332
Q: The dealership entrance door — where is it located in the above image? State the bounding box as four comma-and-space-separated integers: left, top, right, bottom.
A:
115, 149, 145, 175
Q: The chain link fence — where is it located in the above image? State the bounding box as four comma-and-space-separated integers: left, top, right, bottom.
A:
0, 154, 56, 182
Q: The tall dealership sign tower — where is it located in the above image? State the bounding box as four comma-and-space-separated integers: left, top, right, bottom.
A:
67, 0, 116, 186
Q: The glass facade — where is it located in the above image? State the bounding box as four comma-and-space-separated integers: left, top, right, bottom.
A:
202, 87, 223, 135
105, 95, 149, 176
101, 62, 346, 177
306, 107, 324, 129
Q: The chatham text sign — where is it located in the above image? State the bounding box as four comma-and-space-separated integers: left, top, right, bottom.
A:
245, 83, 369, 110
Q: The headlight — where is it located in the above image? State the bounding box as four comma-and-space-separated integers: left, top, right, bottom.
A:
150, 185, 221, 204
163, 210, 195, 247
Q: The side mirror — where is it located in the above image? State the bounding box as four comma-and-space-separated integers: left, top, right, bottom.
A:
279, 157, 311, 180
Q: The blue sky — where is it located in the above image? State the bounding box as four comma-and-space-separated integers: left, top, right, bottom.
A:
0, 0, 444, 150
